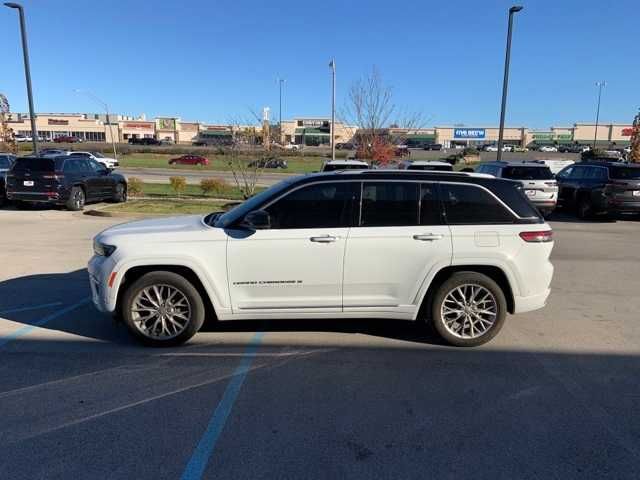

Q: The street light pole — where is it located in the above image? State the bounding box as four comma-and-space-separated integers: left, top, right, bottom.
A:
329, 58, 336, 161
5, 2, 38, 155
278, 77, 285, 145
75, 89, 118, 160
496, 5, 523, 161
593, 81, 606, 149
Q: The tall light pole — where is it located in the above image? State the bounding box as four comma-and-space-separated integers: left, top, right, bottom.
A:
329, 58, 336, 161
5, 2, 38, 155
74, 89, 118, 160
277, 77, 285, 145
593, 81, 606, 149
496, 5, 523, 161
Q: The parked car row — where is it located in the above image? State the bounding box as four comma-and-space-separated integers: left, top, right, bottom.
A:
1, 154, 127, 211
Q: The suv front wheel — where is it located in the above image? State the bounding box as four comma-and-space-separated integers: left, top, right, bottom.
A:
431, 272, 507, 347
121, 271, 205, 347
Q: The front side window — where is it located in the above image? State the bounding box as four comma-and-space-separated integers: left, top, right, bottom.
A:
441, 183, 515, 224
361, 182, 419, 227
265, 182, 355, 229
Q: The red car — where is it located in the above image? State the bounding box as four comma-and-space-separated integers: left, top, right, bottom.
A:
54, 135, 83, 143
168, 155, 209, 166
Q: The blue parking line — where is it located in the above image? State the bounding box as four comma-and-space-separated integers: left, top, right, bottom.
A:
0, 298, 91, 348
0, 301, 64, 315
181, 331, 265, 480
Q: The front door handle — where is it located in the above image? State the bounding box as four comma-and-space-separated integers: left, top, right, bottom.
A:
310, 235, 337, 243
413, 233, 444, 241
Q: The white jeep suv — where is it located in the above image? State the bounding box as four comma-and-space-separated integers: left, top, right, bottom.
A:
89, 170, 554, 347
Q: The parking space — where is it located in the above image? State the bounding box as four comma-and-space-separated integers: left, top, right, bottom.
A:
1, 209, 640, 479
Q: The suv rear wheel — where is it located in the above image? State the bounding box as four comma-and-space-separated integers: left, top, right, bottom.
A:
66, 186, 85, 211
122, 271, 205, 347
431, 272, 507, 347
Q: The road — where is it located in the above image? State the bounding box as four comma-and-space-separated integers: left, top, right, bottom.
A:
118, 166, 293, 187
117, 151, 580, 186
1, 208, 639, 479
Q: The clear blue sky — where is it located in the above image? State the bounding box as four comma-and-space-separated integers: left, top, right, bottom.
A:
1, 0, 637, 128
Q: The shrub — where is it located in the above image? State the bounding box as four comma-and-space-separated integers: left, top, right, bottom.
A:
200, 178, 228, 196
463, 147, 479, 156
169, 176, 187, 196
127, 177, 144, 197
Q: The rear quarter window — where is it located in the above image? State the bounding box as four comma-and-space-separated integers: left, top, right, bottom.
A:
441, 183, 519, 224
610, 167, 640, 180
503, 166, 554, 180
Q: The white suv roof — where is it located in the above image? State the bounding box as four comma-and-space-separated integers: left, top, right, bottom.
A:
324, 159, 369, 166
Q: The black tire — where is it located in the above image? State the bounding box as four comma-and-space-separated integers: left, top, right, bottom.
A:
430, 272, 507, 347
112, 183, 127, 203
121, 271, 205, 347
66, 186, 85, 211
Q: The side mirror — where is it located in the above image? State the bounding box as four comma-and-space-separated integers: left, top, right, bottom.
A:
242, 209, 271, 230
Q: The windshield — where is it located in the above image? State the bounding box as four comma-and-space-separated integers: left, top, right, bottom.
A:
408, 164, 452, 171
503, 166, 554, 180
214, 178, 298, 228
91, 152, 104, 158
610, 166, 640, 180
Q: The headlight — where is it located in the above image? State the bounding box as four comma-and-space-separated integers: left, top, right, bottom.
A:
93, 239, 117, 257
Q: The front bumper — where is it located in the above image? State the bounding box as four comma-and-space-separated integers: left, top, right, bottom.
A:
88, 254, 117, 313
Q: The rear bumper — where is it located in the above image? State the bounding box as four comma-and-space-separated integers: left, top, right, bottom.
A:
6, 191, 65, 204
514, 288, 551, 314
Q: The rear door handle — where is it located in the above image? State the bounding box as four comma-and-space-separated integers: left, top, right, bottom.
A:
413, 233, 444, 241
310, 235, 337, 243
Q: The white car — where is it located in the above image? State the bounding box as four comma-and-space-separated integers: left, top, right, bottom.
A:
69, 151, 119, 169
539, 146, 558, 153
398, 160, 453, 171
322, 159, 369, 171
484, 145, 499, 152
14, 134, 32, 143
89, 170, 554, 348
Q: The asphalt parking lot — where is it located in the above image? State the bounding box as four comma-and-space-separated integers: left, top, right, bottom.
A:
1, 208, 640, 479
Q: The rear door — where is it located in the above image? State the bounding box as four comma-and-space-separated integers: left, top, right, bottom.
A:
342, 181, 452, 312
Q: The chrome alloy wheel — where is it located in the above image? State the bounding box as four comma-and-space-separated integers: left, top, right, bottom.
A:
130, 284, 191, 340
440, 284, 498, 339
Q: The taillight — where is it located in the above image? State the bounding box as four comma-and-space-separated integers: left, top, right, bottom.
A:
544, 181, 557, 187
519, 230, 553, 243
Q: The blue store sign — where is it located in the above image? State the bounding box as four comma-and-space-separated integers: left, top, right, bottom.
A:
454, 128, 486, 139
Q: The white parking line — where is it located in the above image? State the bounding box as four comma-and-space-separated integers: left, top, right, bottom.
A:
0, 301, 64, 315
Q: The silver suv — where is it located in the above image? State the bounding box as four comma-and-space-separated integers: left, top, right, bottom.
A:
475, 161, 558, 217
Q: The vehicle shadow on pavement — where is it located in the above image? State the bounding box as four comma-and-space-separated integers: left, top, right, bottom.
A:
0, 269, 446, 347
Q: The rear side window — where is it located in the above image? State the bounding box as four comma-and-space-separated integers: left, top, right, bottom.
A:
441, 183, 515, 224
12, 157, 56, 173
503, 166, 553, 180
265, 182, 355, 229
610, 167, 640, 180
361, 182, 419, 226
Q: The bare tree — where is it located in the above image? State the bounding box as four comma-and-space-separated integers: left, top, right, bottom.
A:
341, 67, 428, 163
342, 67, 394, 152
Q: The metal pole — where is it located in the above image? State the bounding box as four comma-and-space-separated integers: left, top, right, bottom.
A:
497, 6, 523, 161
330, 59, 336, 161
5, 3, 38, 155
593, 81, 605, 149
278, 78, 284, 145
75, 89, 118, 160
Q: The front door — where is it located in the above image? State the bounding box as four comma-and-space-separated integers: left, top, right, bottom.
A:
342, 181, 452, 311
226, 181, 357, 313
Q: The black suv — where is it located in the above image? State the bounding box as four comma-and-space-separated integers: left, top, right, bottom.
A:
6, 156, 128, 211
556, 161, 640, 219
128, 137, 161, 146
